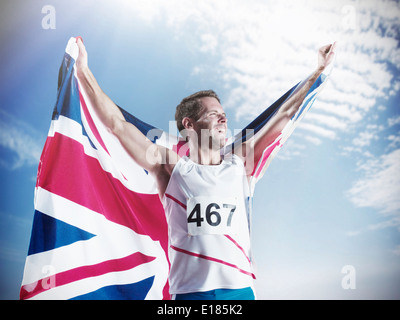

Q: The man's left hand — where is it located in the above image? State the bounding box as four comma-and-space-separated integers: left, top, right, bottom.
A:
318, 42, 336, 71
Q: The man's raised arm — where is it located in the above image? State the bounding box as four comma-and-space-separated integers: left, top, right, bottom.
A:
75, 38, 178, 194
241, 42, 336, 174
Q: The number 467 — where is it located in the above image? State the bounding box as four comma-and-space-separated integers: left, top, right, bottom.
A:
188, 203, 236, 228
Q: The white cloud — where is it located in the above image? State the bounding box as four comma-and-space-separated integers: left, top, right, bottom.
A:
392, 245, 400, 256
304, 135, 323, 146
314, 101, 363, 123
346, 148, 400, 216
0, 109, 43, 169
388, 115, 400, 128
352, 131, 379, 147
303, 113, 348, 130
346, 230, 361, 237
368, 216, 400, 231
199, 34, 218, 54
297, 123, 337, 139
349, 116, 398, 153
387, 133, 400, 149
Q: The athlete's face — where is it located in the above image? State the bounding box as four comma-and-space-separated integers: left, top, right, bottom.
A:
194, 97, 228, 149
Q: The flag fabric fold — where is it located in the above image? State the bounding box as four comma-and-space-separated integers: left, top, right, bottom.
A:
20, 37, 330, 300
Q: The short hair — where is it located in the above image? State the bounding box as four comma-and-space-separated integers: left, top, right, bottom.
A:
175, 90, 220, 132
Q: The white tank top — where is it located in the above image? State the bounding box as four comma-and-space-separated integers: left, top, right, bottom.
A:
162, 154, 255, 294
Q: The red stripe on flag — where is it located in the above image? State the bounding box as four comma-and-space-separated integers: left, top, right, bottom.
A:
78, 87, 110, 155
20, 252, 155, 300
252, 139, 281, 178
170, 245, 256, 279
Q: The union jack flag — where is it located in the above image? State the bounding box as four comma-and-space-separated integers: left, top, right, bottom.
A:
20, 37, 330, 299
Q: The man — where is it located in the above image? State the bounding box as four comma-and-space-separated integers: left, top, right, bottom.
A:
75, 38, 335, 300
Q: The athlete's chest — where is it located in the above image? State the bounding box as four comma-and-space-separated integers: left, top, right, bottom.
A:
178, 161, 246, 196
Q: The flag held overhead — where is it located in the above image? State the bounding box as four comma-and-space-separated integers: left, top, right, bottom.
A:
20, 37, 331, 300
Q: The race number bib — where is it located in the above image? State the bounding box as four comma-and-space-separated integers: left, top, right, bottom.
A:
186, 196, 239, 236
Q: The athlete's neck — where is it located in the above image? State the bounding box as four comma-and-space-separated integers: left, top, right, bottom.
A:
189, 145, 222, 165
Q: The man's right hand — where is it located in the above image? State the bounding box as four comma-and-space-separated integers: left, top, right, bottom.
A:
76, 37, 88, 73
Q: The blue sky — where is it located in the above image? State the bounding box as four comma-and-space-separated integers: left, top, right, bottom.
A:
0, 0, 399, 299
